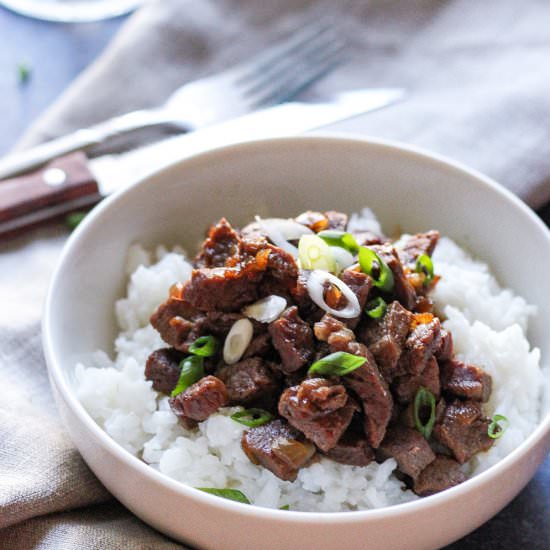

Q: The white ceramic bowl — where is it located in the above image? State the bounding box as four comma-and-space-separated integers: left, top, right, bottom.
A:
43, 136, 550, 550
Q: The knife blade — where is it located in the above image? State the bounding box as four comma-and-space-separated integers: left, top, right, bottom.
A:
0, 88, 403, 238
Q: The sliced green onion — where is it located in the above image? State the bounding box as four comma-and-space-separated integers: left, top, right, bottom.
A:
279, 504, 290, 510
231, 408, 273, 428
197, 488, 250, 504
415, 253, 434, 286
298, 234, 336, 272
65, 211, 87, 230
189, 335, 218, 357
308, 351, 366, 377
488, 414, 509, 439
358, 247, 394, 292
413, 387, 436, 439
170, 356, 205, 397
317, 230, 359, 254
17, 62, 31, 84
365, 297, 387, 319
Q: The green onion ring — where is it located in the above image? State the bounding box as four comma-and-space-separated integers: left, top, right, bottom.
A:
317, 230, 359, 254
358, 247, 394, 292
415, 253, 435, 286
170, 356, 205, 398
308, 351, 366, 377
189, 335, 218, 357
488, 414, 509, 439
197, 488, 250, 504
365, 296, 387, 319
231, 408, 273, 428
413, 386, 436, 439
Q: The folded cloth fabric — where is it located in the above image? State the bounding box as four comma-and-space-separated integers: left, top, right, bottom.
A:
2, 0, 550, 548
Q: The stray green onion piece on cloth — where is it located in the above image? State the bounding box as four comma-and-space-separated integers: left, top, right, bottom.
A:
65, 211, 87, 230
308, 351, 366, 377
17, 62, 32, 84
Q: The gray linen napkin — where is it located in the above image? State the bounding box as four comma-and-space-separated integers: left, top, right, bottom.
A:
2, 0, 550, 548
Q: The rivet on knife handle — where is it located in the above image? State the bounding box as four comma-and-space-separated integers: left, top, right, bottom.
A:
0, 152, 101, 239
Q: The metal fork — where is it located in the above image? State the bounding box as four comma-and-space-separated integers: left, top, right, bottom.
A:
0, 19, 346, 178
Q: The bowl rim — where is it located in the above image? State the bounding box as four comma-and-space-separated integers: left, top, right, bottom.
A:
43, 133, 550, 522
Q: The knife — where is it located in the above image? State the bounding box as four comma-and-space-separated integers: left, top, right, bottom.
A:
0, 88, 403, 238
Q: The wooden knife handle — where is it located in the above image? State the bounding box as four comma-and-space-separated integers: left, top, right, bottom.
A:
0, 152, 102, 238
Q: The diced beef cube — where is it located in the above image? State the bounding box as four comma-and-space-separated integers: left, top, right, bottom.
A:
378, 425, 436, 479
241, 419, 316, 481
314, 313, 356, 351
398, 316, 442, 376
324, 431, 374, 466
243, 332, 272, 359
324, 210, 348, 231
392, 356, 441, 404
370, 244, 417, 310
295, 211, 330, 233
194, 218, 241, 268
169, 375, 228, 422
217, 358, 279, 404
397, 231, 440, 267
278, 378, 356, 452
433, 400, 494, 464
435, 329, 453, 361
268, 306, 314, 373
340, 269, 372, 329
440, 359, 492, 402
413, 455, 466, 496
150, 296, 197, 350
359, 301, 413, 382
351, 230, 389, 247
145, 348, 184, 395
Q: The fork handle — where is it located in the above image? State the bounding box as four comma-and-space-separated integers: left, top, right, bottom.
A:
0, 108, 187, 180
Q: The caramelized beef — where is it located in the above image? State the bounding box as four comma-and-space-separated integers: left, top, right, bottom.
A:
291, 270, 324, 323
324, 210, 348, 231
398, 316, 442, 376
436, 329, 454, 361
433, 400, 494, 463
378, 425, 435, 479
359, 301, 413, 382
340, 269, 372, 328
397, 231, 440, 267
324, 431, 374, 466
440, 359, 492, 402
370, 244, 417, 310
243, 332, 272, 359
295, 211, 330, 233
392, 356, 440, 404
145, 348, 184, 395
150, 296, 197, 350
413, 455, 466, 496
194, 218, 241, 268
278, 378, 356, 452
241, 419, 316, 481
169, 375, 228, 423
268, 306, 313, 373
217, 358, 279, 404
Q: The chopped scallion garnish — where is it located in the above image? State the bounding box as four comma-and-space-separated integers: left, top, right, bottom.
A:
415, 253, 434, 286
17, 62, 31, 84
65, 211, 87, 230
308, 351, 366, 377
170, 356, 205, 397
317, 230, 359, 254
298, 234, 336, 272
197, 488, 250, 504
413, 387, 436, 439
487, 414, 509, 439
358, 247, 394, 292
279, 504, 290, 510
189, 335, 218, 357
231, 408, 273, 428
365, 296, 387, 319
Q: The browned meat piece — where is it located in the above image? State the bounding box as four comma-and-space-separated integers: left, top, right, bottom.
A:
440, 359, 492, 402
217, 358, 279, 404
378, 425, 436, 479
295, 211, 330, 233
243, 332, 272, 359
324, 431, 374, 466
392, 356, 441, 404
413, 455, 466, 496
397, 231, 440, 267
433, 400, 494, 464
324, 210, 348, 231
398, 316, 442, 376
340, 269, 372, 329
241, 419, 316, 481
436, 329, 453, 361
169, 375, 228, 422
351, 230, 389, 247
290, 270, 324, 323
278, 378, 357, 452
370, 244, 417, 310
359, 301, 413, 382
268, 306, 314, 373
194, 218, 241, 268
314, 313, 393, 448
145, 348, 184, 395
150, 295, 197, 350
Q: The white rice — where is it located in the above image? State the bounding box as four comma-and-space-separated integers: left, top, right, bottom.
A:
75, 222, 545, 512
